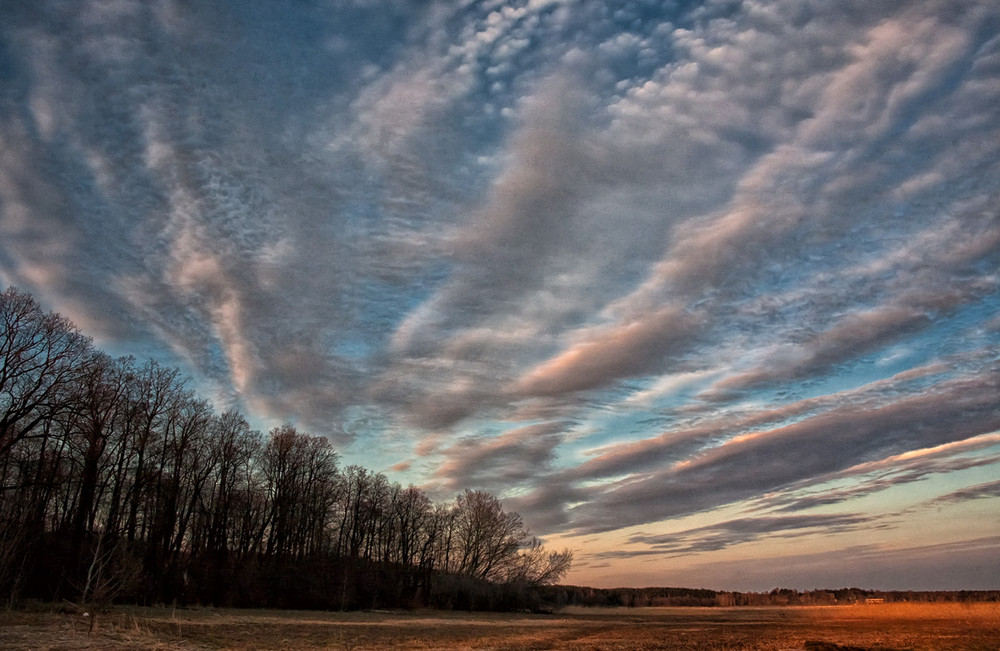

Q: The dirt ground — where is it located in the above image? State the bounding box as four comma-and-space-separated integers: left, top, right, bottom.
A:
1, 602, 998, 650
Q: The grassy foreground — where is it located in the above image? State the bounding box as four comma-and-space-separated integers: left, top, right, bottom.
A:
1, 602, 998, 650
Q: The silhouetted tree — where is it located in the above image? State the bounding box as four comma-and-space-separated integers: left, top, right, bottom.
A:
503, 537, 573, 587
451, 490, 527, 582
0, 286, 92, 458
1, 287, 573, 611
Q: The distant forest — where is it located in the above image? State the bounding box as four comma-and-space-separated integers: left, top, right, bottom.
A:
542, 586, 1000, 608
0, 286, 572, 611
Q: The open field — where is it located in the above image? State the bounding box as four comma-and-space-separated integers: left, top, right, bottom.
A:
1, 602, 998, 650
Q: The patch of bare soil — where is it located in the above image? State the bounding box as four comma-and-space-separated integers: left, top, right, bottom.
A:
1, 602, 998, 650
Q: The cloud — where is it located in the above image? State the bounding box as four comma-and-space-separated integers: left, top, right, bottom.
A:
435, 421, 566, 493
708, 304, 935, 394
592, 513, 879, 558
528, 365, 1000, 535
382, 0, 1000, 442
758, 432, 1000, 512
513, 307, 705, 397
924, 479, 1000, 507
539, 362, 955, 493
376, 72, 699, 427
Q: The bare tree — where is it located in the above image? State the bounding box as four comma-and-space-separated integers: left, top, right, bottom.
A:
73, 525, 141, 633
63, 353, 132, 553
391, 485, 432, 568
0, 286, 92, 458
121, 361, 186, 544
502, 538, 573, 587
452, 490, 528, 583
143, 394, 214, 597
197, 410, 258, 557
261, 424, 338, 558
335, 465, 376, 559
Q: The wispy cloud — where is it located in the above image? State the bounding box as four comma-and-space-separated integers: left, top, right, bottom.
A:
924, 479, 1000, 507
435, 421, 566, 493
515, 364, 1000, 535
756, 432, 1000, 512
591, 513, 880, 559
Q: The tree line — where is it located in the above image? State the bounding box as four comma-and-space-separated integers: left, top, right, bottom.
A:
729, 588, 1000, 606
540, 585, 1000, 608
0, 286, 571, 611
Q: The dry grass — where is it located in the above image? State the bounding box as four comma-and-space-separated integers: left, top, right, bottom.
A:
1, 602, 998, 650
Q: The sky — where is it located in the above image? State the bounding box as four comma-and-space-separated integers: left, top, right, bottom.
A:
2, 0, 999, 592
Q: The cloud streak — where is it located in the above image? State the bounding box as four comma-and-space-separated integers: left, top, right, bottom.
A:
549, 366, 1000, 535
593, 513, 881, 558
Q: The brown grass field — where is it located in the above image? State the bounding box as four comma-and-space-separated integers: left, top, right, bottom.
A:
1, 602, 998, 650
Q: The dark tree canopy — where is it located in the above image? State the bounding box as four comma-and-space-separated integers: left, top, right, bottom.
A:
0, 286, 571, 611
